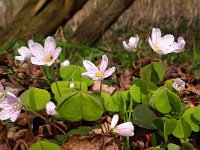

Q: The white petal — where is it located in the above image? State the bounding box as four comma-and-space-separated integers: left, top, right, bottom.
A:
104, 67, 116, 78
29, 43, 45, 59
116, 122, 134, 137
111, 114, 119, 129
82, 72, 97, 80
151, 28, 161, 45
129, 35, 139, 48
159, 34, 174, 48
28, 39, 34, 47
0, 83, 4, 93
31, 57, 45, 66
44, 36, 56, 53
10, 110, 20, 122
83, 60, 99, 73
123, 41, 131, 51
15, 56, 26, 61
18, 47, 31, 56
0, 107, 13, 121
46, 101, 57, 116
100, 55, 108, 72
52, 47, 62, 60
61, 60, 70, 67
148, 37, 154, 49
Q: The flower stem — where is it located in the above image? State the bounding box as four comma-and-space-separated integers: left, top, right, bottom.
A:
100, 80, 102, 96
137, 52, 142, 72
55, 81, 61, 98
128, 97, 133, 122
30, 110, 66, 134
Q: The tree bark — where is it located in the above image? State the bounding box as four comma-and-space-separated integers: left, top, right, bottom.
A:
70, 0, 135, 45
0, 0, 87, 51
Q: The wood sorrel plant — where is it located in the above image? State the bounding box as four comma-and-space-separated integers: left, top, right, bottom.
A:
3, 27, 199, 149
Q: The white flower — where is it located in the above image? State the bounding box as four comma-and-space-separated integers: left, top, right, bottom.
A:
0, 83, 16, 100
172, 78, 185, 91
170, 37, 186, 53
60, 60, 70, 67
123, 35, 139, 52
46, 101, 57, 116
29, 36, 62, 66
110, 114, 119, 129
110, 114, 134, 137
0, 94, 22, 122
0, 83, 5, 99
149, 28, 175, 55
69, 81, 75, 88
15, 40, 34, 61
82, 55, 116, 81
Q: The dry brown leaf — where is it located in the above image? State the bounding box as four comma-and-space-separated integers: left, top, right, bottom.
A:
61, 134, 123, 150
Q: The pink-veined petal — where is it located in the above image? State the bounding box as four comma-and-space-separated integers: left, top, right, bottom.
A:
30, 57, 46, 66
111, 114, 119, 129
10, 110, 20, 122
44, 36, 56, 53
151, 28, 161, 45
83, 60, 99, 73
29, 43, 45, 59
82, 72, 96, 80
159, 34, 174, 48
100, 55, 108, 72
0, 107, 13, 121
52, 47, 62, 60
18, 47, 32, 56
104, 67, 116, 78
116, 122, 134, 137
0, 83, 4, 93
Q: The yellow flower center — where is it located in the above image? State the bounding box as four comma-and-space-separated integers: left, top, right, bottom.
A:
44, 54, 53, 62
0, 92, 5, 99
132, 48, 138, 53
95, 72, 105, 78
153, 45, 160, 51
11, 101, 21, 111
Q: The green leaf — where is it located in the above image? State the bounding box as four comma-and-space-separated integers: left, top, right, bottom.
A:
183, 108, 199, 132
150, 88, 171, 114
51, 81, 87, 101
172, 119, 192, 138
29, 140, 60, 150
130, 79, 157, 103
153, 118, 164, 134
150, 88, 181, 115
166, 89, 181, 116
153, 62, 165, 81
58, 92, 104, 121
132, 104, 156, 129
140, 62, 165, 83
164, 79, 174, 91
101, 92, 118, 112
180, 139, 194, 150
167, 143, 181, 150
60, 65, 93, 86
20, 88, 50, 111
164, 118, 176, 142
192, 105, 200, 121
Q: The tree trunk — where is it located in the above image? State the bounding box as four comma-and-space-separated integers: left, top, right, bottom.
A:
70, 0, 135, 45
0, 0, 87, 52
